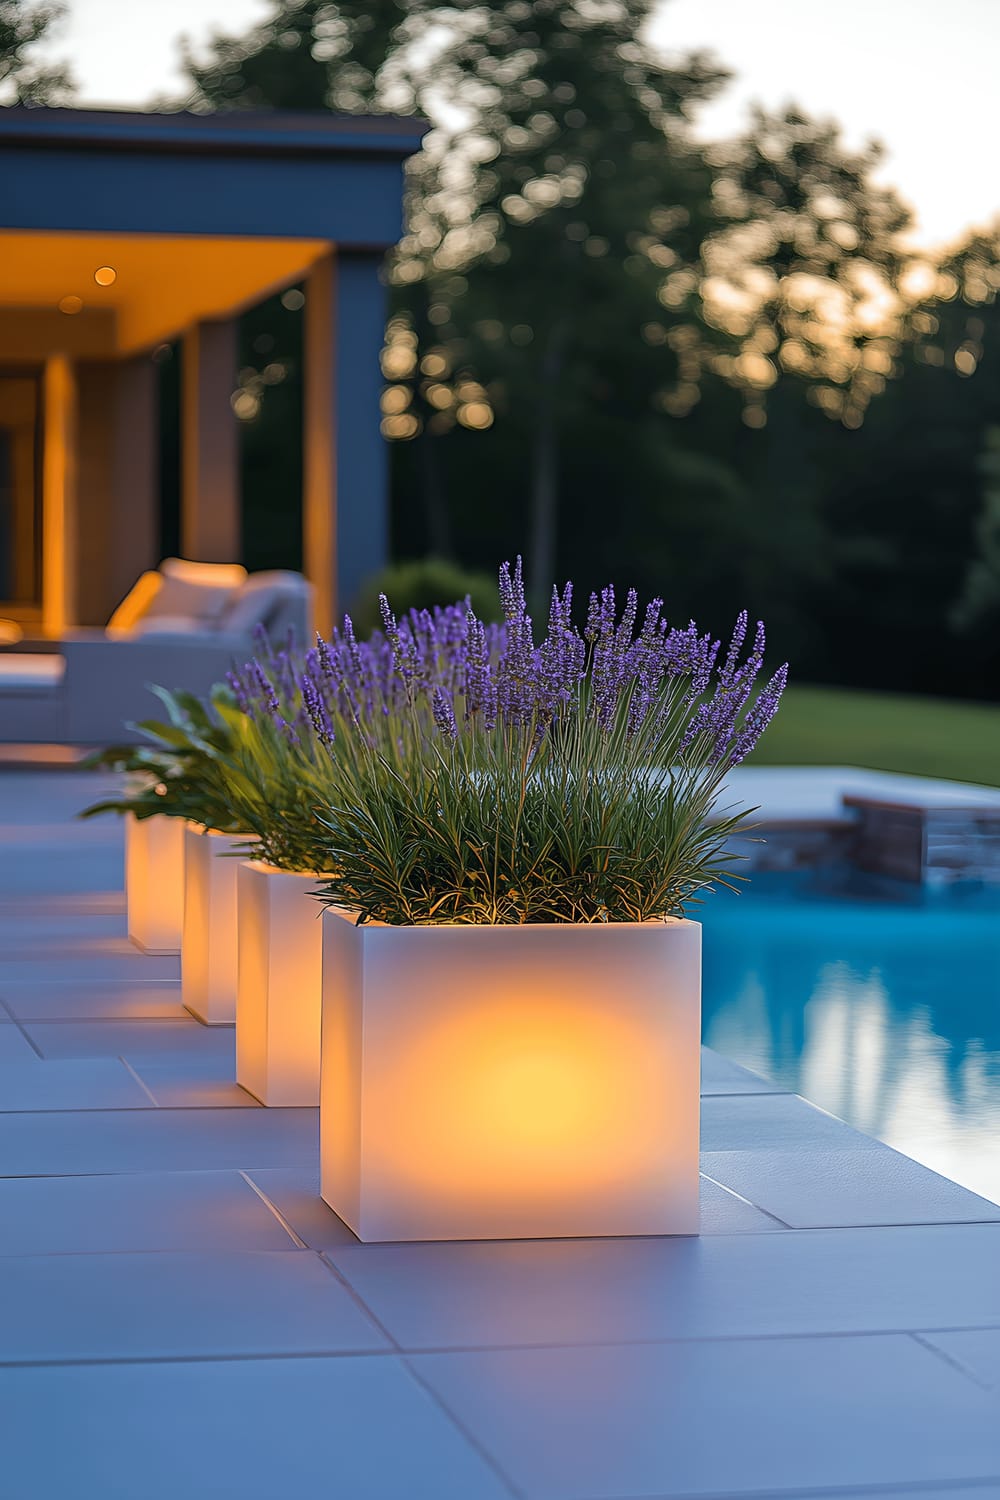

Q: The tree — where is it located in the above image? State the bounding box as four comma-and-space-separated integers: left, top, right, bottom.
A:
0, 0, 73, 104
181, 0, 415, 113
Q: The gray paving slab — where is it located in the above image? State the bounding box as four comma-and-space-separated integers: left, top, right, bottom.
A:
0, 949, 178, 982
703, 1148, 1000, 1227
0, 1022, 38, 1062
0, 1057, 153, 1111
0, 912, 126, 945
329, 1224, 1000, 1349
22, 1017, 232, 1060
700, 1092, 884, 1151
0, 846, 123, 895
0, 1169, 296, 1255
410, 1335, 1000, 1498
922, 1329, 1000, 1394
0, 1357, 513, 1500
0, 1250, 388, 1362
698, 1046, 787, 1095
250, 1169, 785, 1251
0, 1106, 318, 1177
131, 1061, 261, 1108
0, 980, 185, 1020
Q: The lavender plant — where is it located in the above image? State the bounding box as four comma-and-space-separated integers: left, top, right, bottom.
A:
309, 560, 787, 925
217, 607, 503, 873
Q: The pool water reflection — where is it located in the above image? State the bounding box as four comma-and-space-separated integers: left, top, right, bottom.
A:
701, 871, 1000, 1205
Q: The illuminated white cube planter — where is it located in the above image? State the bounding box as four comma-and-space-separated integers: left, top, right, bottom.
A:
236, 863, 324, 1106
182, 825, 244, 1025
125, 812, 185, 954
320, 911, 701, 1242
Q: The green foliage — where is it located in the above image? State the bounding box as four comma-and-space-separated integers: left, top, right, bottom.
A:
349, 557, 500, 633
748, 684, 1000, 789
0, 0, 73, 104
315, 731, 747, 927
80, 688, 245, 835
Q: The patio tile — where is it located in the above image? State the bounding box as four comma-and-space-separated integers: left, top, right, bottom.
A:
923, 1330, 1000, 1394
329, 1224, 1000, 1349
411, 1334, 1000, 1498
0, 846, 123, 896
703, 1148, 1000, 1228
0, 1170, 295, 1254
22, 1018, 231, 1061
697, 1176, 787, 1233
0, 1022, 38, 1063
131, 1061, 260, 1109
0, 980, 185, 1020
699, 1046, 786, 1095
0, 912, 127, 947
700, 1091, 883, 1151
0, 1057, 153, 1111
246, 1167, 361, 1248
0, 948, 179, 983
0, 1250, 388, 1362
0, 1357, 512, 1500
0, 1105, 317, 1177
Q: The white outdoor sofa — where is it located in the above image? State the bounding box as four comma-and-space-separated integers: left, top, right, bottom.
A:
0, 559, 313, 746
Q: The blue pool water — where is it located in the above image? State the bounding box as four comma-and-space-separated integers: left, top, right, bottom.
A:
700, 870, 1000, 1204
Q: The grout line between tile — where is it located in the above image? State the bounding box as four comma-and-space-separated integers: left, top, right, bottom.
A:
0, 994, 44, 1059
118, 1057, 160, 1107
699, 1171, 793, 1229
238, 1171, 309, 1249
908, 1329, 997, 1392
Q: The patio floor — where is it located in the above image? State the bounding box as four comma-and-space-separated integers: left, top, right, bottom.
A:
2, 769, 1000, 1498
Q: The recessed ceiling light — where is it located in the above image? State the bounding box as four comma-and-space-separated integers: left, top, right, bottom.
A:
94, 266, 117, 287
57, 295, 83, 315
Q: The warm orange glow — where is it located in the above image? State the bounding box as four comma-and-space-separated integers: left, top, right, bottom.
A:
182, 826, 242, 1025
125, 813, 185, 954
321, 915, 702, 1241
57, 295, 83, 315
41, 355, 77, 635
0, 231, 329, 354
236, 864, 324, 1106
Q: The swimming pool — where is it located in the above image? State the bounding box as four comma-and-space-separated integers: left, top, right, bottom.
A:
700, 870, 1000, 1205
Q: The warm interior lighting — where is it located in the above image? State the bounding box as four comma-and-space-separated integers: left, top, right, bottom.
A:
321, 915, 702, 1241
57, 295, 82, 315
0, 231, 329, 353
41, 354, 76, 635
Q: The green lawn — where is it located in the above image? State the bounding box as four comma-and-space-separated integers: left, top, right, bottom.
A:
747, 684, 1000, 788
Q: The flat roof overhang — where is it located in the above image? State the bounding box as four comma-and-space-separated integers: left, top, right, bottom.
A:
0, 231, 332, 356
0, 106, 428, 244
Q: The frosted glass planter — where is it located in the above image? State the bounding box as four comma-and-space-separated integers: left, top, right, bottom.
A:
320, 911, 701, 1243
182, 826, 243, 1025
236, 863, 325, 1106
125, 813, 185, 954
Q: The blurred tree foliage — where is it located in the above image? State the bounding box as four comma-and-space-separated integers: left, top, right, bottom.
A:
0, 0, 73, 102
180, 0, 1000, 698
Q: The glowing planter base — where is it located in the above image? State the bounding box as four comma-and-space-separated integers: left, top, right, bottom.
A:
125, 813, 185, 954
236, 863, 324, 1106
320, 912, 701, 1243
182, 826, 243, 1026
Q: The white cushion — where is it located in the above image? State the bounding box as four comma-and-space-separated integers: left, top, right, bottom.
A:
219, 571, 309, 637
145, 558, 247, 628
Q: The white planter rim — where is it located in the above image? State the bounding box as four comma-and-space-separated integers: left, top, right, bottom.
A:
323, 908, 697, 934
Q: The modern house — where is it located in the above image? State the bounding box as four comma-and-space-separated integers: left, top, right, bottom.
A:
0, 106, 427, 640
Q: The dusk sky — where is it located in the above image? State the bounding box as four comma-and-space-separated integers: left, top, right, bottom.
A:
47, 0, 995, 251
